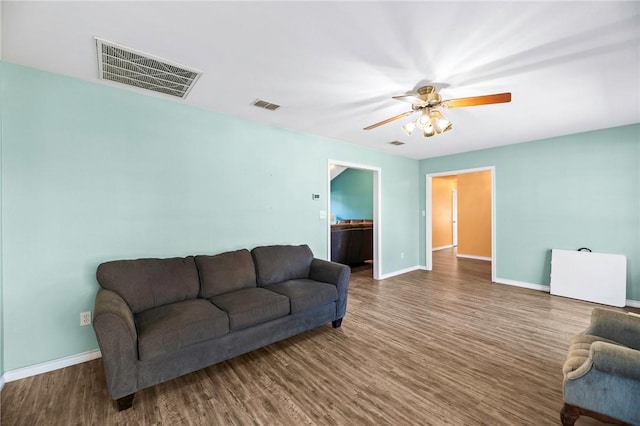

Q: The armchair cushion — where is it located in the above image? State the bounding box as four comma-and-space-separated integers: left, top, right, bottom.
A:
583, 309, 640, 349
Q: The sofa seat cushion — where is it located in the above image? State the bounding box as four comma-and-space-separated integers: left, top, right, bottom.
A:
210, 288, 290, 331
562, 334, 623, 376
136, 299, 229, 361
265, 279, 338, 313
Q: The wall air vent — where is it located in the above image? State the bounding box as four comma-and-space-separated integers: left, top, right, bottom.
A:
252, 99, 281, 111
389, 141, 405, 146
96, 38, 202, 99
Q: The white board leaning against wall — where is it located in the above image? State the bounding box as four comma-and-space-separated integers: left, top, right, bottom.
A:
550, 249, 627, 307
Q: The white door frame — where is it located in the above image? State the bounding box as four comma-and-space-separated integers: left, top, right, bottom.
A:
425, 166, 496, 282
452, 189, 458, 247
328, 160, 382, 280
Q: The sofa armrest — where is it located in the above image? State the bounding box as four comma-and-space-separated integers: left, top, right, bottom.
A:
309, 258, 351, 319
93, 288, 139, 399
566, 341, 640, 381
584, 308, 640, 350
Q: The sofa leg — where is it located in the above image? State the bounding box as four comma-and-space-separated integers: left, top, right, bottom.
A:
332, 318, 343, 328
116, 393, 135, 411
560, 403, 579, 426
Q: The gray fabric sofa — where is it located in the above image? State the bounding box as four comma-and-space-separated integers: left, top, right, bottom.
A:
93, 244, 350, 410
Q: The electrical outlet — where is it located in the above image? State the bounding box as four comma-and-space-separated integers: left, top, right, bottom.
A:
80, 311, 92, 326
401, 252, 405, 259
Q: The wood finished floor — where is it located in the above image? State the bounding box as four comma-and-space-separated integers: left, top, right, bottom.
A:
2, 249, 637, 425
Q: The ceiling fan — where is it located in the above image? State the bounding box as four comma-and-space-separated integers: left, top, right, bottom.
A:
363, 85, 511, 138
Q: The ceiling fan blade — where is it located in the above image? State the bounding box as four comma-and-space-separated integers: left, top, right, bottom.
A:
392, 94, 424, 104
442, 92, 511, 108
363, 111, 415, 130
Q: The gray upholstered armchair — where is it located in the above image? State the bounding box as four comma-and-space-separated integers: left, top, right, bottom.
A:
561, 308, 640, 426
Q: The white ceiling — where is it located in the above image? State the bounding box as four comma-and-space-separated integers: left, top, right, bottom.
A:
2, 1, 639, 160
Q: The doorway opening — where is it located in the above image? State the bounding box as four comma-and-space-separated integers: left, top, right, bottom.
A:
425, 166, 496, 282
327, 160, 381, 280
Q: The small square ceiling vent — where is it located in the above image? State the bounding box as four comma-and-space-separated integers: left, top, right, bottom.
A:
96, 37, 202, 99
252, 99, 281, 111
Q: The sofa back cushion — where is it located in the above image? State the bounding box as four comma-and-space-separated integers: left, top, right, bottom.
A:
195, 249, 257, 298
97, 256, 200, 313
251, 244, 314, 286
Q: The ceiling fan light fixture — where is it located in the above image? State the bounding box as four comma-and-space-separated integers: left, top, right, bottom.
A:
402, 121, 416, 136
430, 110, 453, 134
423, 126, 436, 138
415, 110, 431, 130
400, 108, 451, 139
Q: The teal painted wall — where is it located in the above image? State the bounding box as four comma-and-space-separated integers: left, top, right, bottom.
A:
419, 124, 640, 300
330, 168, 373, 221
0, 62, 419, 370
2, 59, 637, 374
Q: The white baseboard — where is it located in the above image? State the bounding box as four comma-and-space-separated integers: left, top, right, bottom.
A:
457, 254, 492, 261
627, 299, 640, 308
432, 245, 454, 252
494, 279, 640, 308
0, 373, 5, 392
3, 349, 101, 383
494, 277, 551, 292
378, 265, 423, 280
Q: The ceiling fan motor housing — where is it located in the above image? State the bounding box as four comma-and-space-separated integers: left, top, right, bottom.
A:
417, 86, 442, 108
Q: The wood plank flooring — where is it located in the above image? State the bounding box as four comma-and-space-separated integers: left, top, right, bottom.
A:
2, 249, 636, 425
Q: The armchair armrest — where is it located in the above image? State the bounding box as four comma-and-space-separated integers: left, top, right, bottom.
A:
93, 288, 139, 399
309, 258, 350, 319
592, 341, 640, 380
566, 341, 640, 381
584, 308, 640, 350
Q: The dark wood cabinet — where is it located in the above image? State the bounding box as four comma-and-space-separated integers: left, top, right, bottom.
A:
330, 221, 373, 265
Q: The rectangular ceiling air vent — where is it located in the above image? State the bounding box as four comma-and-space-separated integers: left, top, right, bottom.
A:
96, 37, 202, 99
252, 99, 281, 111
389, 141, 405, 146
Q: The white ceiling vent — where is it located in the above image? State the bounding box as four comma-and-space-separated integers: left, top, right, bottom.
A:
95, 37, 202, 99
